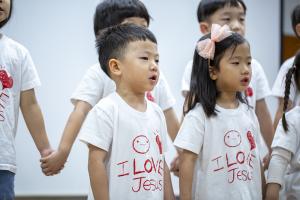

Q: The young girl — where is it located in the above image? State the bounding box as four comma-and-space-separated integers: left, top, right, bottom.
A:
174, 24, 264, 200
266, 50, 300, 200
0, 0, 52, 198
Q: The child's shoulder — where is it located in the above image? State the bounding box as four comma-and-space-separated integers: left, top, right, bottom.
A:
185, 103, 206, 119
285, 106, 300, 124
251, 58, 264, 73
93, 92, 119, 113
88, 63, 109, 77
280, 56, 295, 71
1, 35, 27, 52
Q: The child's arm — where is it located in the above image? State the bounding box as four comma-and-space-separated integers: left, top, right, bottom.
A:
163, 108, 180, 142
179, 149, 197, 200
261, 163, 266, 198
88, 144, 109, 200
163, 160, 175, 200
20, 89, 52, 158
273, 98, 293, 130
40, 100, 92, 175
265, 183, 280, 200
255, 99, 274, 152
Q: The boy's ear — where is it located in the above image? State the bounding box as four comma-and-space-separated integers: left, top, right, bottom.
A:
296, 24, 300, 38
199, 22, 210, 34
108, 59, 122, 76
209, 66, 218, 80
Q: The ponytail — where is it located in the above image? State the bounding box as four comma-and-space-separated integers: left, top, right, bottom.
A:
282, 67, 296, 131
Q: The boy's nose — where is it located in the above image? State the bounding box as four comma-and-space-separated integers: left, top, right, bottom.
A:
150, 61, 158, 71
230, 21, 243, 35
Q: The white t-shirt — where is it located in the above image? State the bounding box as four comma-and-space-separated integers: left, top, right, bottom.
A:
272, 56, 300, 106
181, 58, 271, 108
71, 64, 175, 111
271, 106, 300, 199
79, 92, 168, 200
174, 103, 262, 200
0, 34, 41, 173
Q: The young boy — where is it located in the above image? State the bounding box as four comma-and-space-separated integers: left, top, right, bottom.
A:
272, 4, 300, 129
40, 0, 179, 176
79, 24, 174, 200
0, 0, 52, 198
178, 0, 273, 165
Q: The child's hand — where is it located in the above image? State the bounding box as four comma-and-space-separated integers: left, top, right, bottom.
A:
170, 155, 179, 177
40, 150, 67, 176
263, 154, 270, 171
40, 148, 54, 158
265, 183, 280, 200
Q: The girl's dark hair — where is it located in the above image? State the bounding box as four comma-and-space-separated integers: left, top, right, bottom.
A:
96, 24, 157, 77
93, 0, 150, 37
0, 0, 13, 29
184, 32, 249, 117
291, 4, 300, 38
282, 50, 300, 131
197, 0, 247, 23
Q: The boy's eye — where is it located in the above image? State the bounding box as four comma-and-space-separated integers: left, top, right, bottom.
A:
231, 62, 239, 65
240, 17, 245, 22
155, 59, 159, 63
248, 61, 252, 66
140, 57, 148, 60
221, 18, 230, 21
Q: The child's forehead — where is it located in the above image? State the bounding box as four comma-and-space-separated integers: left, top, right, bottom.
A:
210, 3, 245, 18
126, 40, 158, 54
224, 42, 251, 58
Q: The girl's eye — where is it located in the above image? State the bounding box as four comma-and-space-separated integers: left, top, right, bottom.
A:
155, 59, 159, 64
140, 57, 148, 60
248, 62, 252, 66
240, 17, 245, 22
232, 62, 239, 65
221, 18, 230, 21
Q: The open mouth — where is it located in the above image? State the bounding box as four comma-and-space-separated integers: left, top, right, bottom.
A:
241, 77, 249, 84
149, 74, 158, 82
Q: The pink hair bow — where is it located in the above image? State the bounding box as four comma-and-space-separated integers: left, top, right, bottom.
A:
196, 24, 232, 59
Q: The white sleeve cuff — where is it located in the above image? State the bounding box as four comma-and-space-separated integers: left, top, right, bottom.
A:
267, 147, 291, 186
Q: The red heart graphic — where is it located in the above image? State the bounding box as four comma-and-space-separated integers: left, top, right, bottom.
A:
0, 70, 13, 89
247, 131, 256, 150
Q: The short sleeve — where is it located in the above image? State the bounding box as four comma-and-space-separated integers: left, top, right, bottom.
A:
252, 59, 271, 100
21, 49, 41, 91
79, 105, 113, 151
153, 72, 175, 111
181, 60, 193, 95
174, 108, 205, 154
272, 119, 298, 155
71, 65, 106, 107
272, 57, 296, 101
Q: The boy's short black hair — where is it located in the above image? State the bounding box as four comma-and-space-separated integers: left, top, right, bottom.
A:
96, 24, 157, 77
93, 0, 150, 36
291, 4, 300, 37
0, 0, 13, 29
197, 0, 247, 23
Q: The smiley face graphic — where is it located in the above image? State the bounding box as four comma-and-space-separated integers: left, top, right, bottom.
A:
224, 130, 241, 147
132, 135, 150, 154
